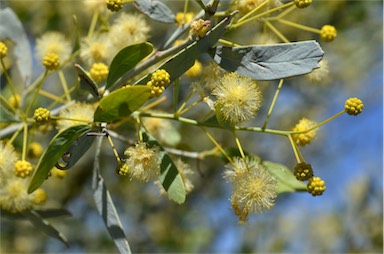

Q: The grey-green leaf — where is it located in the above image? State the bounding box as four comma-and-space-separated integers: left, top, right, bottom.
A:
0, 104, 18, 122
75, 64, 100, 98
142, 130, 186, 204
133, 0, 175, 23
209, 41, 324, 80
92, 137, 131, 254
107, 42, 153, 90
22, 210, 69, 247
28, 125, 91, 193
0, 8, 32, 85
262, 160, 307, 194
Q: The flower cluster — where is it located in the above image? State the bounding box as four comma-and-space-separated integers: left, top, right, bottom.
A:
291, 118, 317, 146
146, 69, 171, 97
33, 107, 51, 124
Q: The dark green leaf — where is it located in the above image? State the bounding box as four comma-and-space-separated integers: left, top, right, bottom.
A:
55, 132, 95, 170
133, 0, 175, 23
107, 42, 153, 89
142, 130, 186, 204
0, 8, 32, 85
75, 64, 100, 98
209, 41, 324, 80
135, 13, 234, 85
92, 137, 131, 254
0, 104, 18, 122
28, 125, 91, 193
262, 160, 307, 194
22, 210, 69, 247
34, 209, 72, 218
94, 86, 151, 122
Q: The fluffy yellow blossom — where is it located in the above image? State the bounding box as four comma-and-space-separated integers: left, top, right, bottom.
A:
109, 13, 150, 55
0, 178, 33, 213
83, 0, 106, 12
224, 157, 277, 223
306, 59, 329, 83
124, 142, 161, 182
28, 142, 43, 159
291, 118, 317, 146
36, 32, 71, 63
89, 62, 109, 82
80, 34, 111, 65
212, 72, 262, 124
175, 12, 194, 25
0, 142, 18, 181
200, 62, 225, 91
186, 60, 203, 78
56, 102, 97, 132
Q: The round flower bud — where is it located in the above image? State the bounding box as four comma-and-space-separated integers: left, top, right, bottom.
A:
291, 118, 317, 146
106, 0, 124, 12
32, 188, 47, 205
0, 42, 8, 59
89, 62, 109, 82
294, 162, 314, 181
28, 142, 43, 158
345, 97, 364, 116
51, 168, 68, 179
307, 177, 326, 196
43, 53, 60, 70
118, 163, 129, 176
190, 19, 211, 39
146, 69, 171, 97
33, 107, 51, 124
320, 25, 337, 42
14, 160, 33, 178
9, 94, 21, 108
175, 12, 194, 26
294, 0, 312, 8
186, 60, 203, 78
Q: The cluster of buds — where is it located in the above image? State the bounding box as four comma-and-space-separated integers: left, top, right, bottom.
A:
146, 69, 171, 97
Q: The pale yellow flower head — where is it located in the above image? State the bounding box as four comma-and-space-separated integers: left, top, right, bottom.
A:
142, 116, 181, 146
175, 12, 194, 25
56, 102, 97, 132
80, 34, 111, 65
82, 0, 106, 12
236, 0, 282, 14
212, 72, 262, 124
306, 59, 330, 83
36, 32, 71, 63
124, 142, 161, 182
109, 13, 150, 55
0, 142, 19, 181
0, 178, 33, 213
224, 157, 277, 223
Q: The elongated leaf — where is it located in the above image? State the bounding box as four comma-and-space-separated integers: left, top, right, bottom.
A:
133, 0, 175, 23
135, 13, 235, 85
75, 64, 100, 98
0, 104, 18, 122
0, 8, 32, 85
94, 86, 151, 122
92, 137, 131, 254
209, 41, 324, 80
262, 160, 307, 193
56, 132, 95, 170
22, 210, 69, 247
142, 130, 186, 204
107, 42, 153, 89
28, 125, 91, 193
34, 209, 72, 218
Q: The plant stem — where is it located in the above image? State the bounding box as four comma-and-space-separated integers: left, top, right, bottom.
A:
288, 134, 301, 163
88, 10, 99, 39
200, 126, 233, 164
25, 70, 48, 116
58, 70, 71, 102
218, 39, 241, 47
1, 58, 17, 99
236, 0, 269, 23
22, 123, 28, 161
262, 79, 284, 129
6, 124, 24, 146
38, 89, 67, 104
265, 20, 290, 43
107, 134, 121, 164
232, 130, 245, 158
277, 19, 321, 33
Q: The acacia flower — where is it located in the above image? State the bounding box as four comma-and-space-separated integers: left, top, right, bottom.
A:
28, 142, 43, 159
32, 188, 47, 205
142, 115, 181, 146
190, 19, 210, 39
294, 0, 312, 8
212, 72, 262, 124
307, 176, 326, 196
9, 94, 21, 108
43, 53, 60, 70
124, 142, 161, 182
89, 62, 109, 82
0, 41, 8, 59
236, 0, 281, 14
106, 0, 124, 12
345, 97, 364, 116
36, 32, 71, 63
291, 118, 317, 146
80, 34, 111, 65
186, 60, 203, 78
320, 25, 337, 42
175, 12, 194, 25
0, 178, 33, 213
147, 69, 171, 97
33, 107, 51, 124
56, 102, 97, 131
14, 160, 33, 178
224, 157, 277, 223
0, 142, 18, 182
306, 59, 329, 83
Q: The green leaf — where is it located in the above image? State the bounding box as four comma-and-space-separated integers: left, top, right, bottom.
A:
22, 210, 69, 247
0, 104, 18, 122
55, 131, 95, 170
75, 64, 100, 98
209, 41, 324, 80
0, 8, 32, 85
142, 130, 186, 204
28, 125, 91, 193
107, 42, 153, 90
92, 137, 131, 254
135, 13, 235, 85
262, 160, 307, 194
133, 0, 175, 23
94, 86, 151, 122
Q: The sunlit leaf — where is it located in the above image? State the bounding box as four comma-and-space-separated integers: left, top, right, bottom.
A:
22, 210, 69, 247
28, 125, 91, 193
107, 42, 153, 90
142, 130, 186, 204
262, 160, 307, 193
133, 0, 175, 23
0, 8, 32, 85
94, 86, 151, 122
92, 137, 131, 254
209, 41, 324, 80
75, 64, 99, 98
